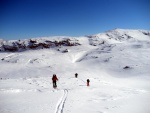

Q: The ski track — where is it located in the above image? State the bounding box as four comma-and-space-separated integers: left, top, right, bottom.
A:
56, 89, 68, 113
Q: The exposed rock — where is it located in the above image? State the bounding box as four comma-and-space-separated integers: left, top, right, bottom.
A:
0, 38, 81, 52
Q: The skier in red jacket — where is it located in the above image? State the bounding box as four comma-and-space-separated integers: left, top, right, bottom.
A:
87, 79, 90, 86
52, 74, 58, 88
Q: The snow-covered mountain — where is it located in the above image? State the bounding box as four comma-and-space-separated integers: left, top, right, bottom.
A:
0, 29, 150, 113
0, 29, 150, 52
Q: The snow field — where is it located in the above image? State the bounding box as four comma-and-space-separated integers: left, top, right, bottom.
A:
0, 29, 150, 113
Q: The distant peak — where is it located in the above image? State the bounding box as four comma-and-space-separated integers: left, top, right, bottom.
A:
109, 28, 129, 32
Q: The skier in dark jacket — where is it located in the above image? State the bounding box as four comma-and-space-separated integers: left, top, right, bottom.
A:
52, 74, 58, 88
87, 79, 90, 86
75, 73, 78, 78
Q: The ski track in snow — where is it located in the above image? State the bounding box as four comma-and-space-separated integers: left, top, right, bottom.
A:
55, 89, 68, 113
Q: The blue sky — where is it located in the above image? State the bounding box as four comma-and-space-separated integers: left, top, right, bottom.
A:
0, 0, 150, 40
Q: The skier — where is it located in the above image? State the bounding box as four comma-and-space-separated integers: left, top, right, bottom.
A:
75, 73, 78, 78
87, 79, 90, 86
52, 74, 58, 88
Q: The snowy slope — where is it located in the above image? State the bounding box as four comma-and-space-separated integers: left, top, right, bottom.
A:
0, 29, 150, 113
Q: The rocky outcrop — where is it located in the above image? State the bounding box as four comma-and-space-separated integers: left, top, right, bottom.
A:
0, 38, 81, 52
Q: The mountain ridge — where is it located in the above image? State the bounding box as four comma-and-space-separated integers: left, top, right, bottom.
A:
0, 29, 150, 52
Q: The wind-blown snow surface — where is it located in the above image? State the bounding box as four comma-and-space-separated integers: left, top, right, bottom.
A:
0, 29, 150, 113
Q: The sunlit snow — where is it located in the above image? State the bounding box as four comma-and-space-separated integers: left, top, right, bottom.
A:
0, 29, 150, 113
